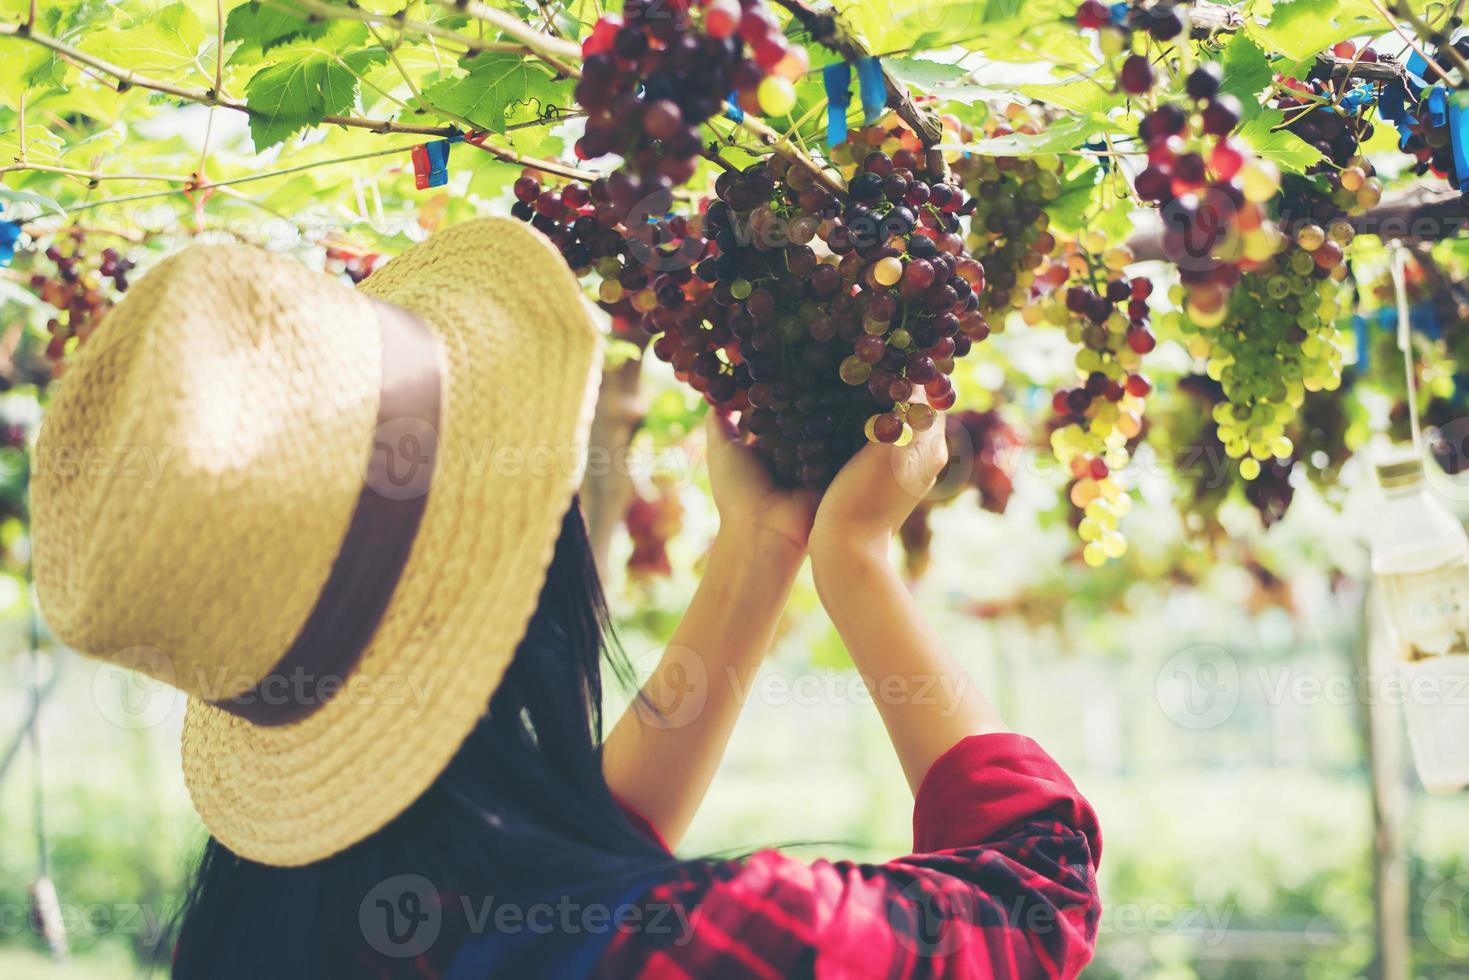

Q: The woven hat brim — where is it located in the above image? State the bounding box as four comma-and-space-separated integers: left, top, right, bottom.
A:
179, 218, 604, 866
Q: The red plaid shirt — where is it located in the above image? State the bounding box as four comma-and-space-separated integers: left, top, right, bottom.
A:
594, 733, 1101, 979
366, 733, 1100, 979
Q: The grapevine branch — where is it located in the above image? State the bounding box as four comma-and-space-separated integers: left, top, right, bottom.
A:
446, 0, 583, 76
1126, 187, 1469, 261
1188, 3, 1409, 83
0, 163, 196, 185
768, 0, 947, 173
273, 0, 529, 55
1186, 3, 1247, 36
43, 143, 424, 216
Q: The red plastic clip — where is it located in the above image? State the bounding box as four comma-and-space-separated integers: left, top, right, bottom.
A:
411, 144, 432, 190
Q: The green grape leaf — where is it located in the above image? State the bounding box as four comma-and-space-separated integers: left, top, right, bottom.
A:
1018, 78, 1123, 116
1238, 110, 1325, 173
80, 2, 207, 81
467, 157, 524, 201
882, 57, 968, 90
224, 0, 328, 56
888, 0, 1069, 51
1248, 0, 1390, 63
0, 184, 66, 217
1046, 164, 1108, 233
503, 112, 564, 160
953, 115, 1113, 157
0, 124, 64, 167
926, 83, 1021, 108
1217, 35, 1273, 114
243, 23, 388, 150
0, 36, 64, 103
419, 54, 565, 134
60, 124, 124, 162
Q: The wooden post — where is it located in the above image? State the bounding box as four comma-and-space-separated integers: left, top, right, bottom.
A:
1356, 583, 1411, 980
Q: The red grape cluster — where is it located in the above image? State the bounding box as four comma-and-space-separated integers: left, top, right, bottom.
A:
508, 170, 682, 281
681, 147, 988, 485
1394, 37, 1469, 191
625, 477, 685, 580
1130, 67, 1285, 325
24, 232, 134, 364
324, 243, 382, 284
1272, 70, 1383, 222
1015, 238, 1152, 565
946, 408, 1022, 515
898, 407, 1022, 578
576, 0, 805, 197
518, 109, 994, 487
1075, 0, 1189, 42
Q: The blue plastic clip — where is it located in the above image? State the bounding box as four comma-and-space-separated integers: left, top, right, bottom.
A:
823, 62, 852, 146
1338, 84, 1372, 113
856, 56, 886, 126
1449, 91, 1469, 191
1428, 85, 1449, 128
724, 91, 744, 123
1414, 301, 1442, 340
1353, 313, 1369, 371
1406, 51, 1431, 92
412, 136, 456, 189
1378, 83, 1414, 149
425, 139, 452, 188
0, 220, 18, 268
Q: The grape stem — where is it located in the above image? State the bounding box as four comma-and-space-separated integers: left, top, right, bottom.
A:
710, 113, 848, 197
766, 0, 948, 175
1388, 0, 1469, 81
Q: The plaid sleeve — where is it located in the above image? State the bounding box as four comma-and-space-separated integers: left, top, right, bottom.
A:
596, 733, 1101, 979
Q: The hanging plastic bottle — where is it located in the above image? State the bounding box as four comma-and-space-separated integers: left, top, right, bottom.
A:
1370, 452, 1469, 793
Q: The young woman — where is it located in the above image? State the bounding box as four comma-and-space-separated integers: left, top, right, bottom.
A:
32, 218, 1100, 979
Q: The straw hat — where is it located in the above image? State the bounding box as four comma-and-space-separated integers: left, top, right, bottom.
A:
31, 218, 604, 866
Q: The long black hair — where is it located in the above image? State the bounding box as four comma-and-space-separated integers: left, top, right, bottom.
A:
169, 501, 676, 978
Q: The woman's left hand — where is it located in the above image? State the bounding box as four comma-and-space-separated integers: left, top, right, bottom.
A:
604, 410, 814, 847
705, 410, 819, 556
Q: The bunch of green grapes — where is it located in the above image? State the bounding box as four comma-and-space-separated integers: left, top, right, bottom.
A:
952, 108, 1065, 322
1025, 240, 1151, 566
1171, 233, 1349, 480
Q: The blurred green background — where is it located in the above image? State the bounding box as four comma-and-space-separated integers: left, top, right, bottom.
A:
3, 389, 1469, 979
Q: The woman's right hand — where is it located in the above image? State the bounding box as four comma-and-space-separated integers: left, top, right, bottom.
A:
808, 413, 948, 573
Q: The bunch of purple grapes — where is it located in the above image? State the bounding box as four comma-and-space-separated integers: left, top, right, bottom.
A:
24, 232, 134, 364
1272, 70, 1383, 222
519, 145, 992, 487
574, 0, 804, 205
690, 151, 990, 485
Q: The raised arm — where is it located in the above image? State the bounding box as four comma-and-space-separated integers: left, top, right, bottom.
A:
808, 417, 1009, 793
601, 411, 817, 848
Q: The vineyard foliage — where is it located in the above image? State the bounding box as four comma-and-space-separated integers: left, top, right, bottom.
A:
4, 0, 1469, 571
